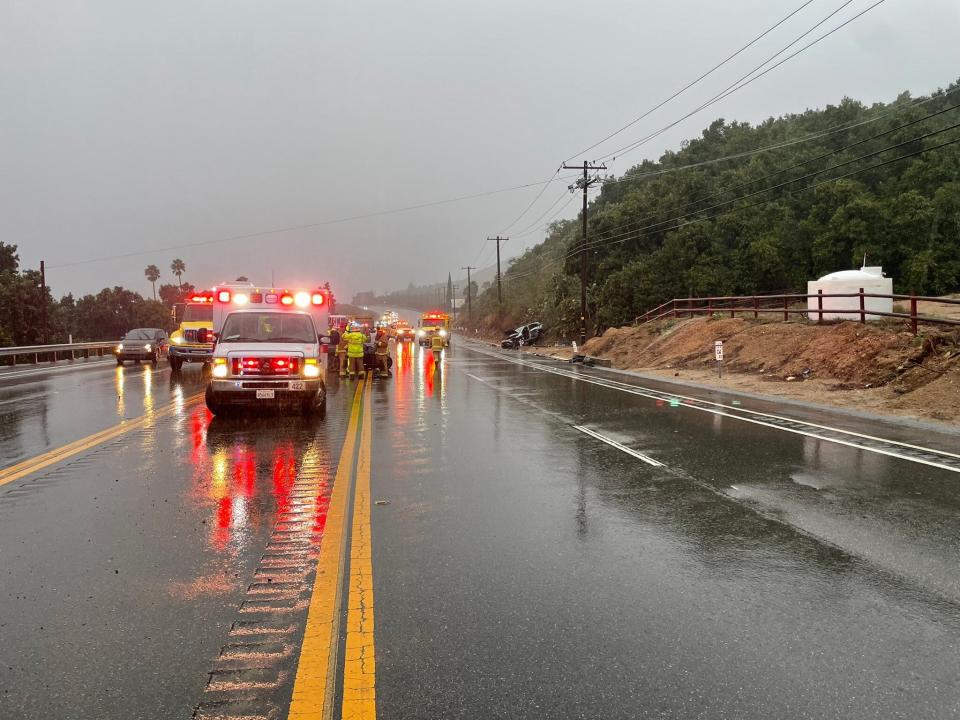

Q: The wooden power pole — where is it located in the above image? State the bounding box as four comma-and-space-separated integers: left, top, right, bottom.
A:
487, 236, 508, 307
561, 161, 605, 347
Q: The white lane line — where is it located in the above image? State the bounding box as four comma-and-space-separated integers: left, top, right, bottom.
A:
573, 425, 665, 467
0, 393, 54, 406
465, 373, 489, 383
465, 344, 960, 475
0, 359, 115, 381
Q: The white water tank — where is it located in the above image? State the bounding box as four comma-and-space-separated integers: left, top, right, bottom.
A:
806, 266, 893, 321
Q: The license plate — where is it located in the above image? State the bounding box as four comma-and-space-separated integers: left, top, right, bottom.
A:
256, 389, 275, 399
290, 381, 305, 391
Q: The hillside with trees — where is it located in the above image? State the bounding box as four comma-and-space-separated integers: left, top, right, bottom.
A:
467, 82, 960, 338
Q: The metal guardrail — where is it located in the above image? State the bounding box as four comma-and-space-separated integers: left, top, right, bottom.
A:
0, 341, 118, 366
635, 291, 960, 335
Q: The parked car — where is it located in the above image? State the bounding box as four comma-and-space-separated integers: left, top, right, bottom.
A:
115, 328, 169, 366
501, 322, 544, 349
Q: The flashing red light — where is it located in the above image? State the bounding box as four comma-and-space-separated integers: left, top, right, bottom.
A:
311, 293, 325, 306
189, 293, 212, 304
217, 290, 231, 303
280, 293, 294, 306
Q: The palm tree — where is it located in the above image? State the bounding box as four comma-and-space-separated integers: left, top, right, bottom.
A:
144, 264, 160, 301
170, 258, 186, 291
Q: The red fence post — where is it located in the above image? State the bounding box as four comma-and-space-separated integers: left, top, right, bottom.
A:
783, 295, 788, 322
859, 288, 865, 324
817, 289, 823, 323
910, 294, 918, 335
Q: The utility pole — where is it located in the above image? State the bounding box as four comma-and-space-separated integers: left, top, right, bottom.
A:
561, 161, 606, 348
461, 266, 475, 324
487, 236, 508, 307
40, 260, 47, 344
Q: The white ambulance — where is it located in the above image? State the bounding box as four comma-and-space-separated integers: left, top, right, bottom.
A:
203, 283, 330, 416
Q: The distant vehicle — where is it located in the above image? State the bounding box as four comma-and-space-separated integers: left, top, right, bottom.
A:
394, 321, 415, 342
169, 291, 215, 371
417, 311, 450, 347
501, 322, 544, 349
204, 284, 330, 416
116, 328, 169, 365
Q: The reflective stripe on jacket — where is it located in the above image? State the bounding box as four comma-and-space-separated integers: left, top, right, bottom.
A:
344, 331, 367, 358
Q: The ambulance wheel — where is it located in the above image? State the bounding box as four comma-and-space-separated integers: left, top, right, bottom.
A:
204, 385, 227, 416
301, 388, 326, 417
169, 357, 183, 372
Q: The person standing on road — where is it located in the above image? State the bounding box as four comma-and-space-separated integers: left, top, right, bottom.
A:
343, 324, 368, 379
374, 329, 391, 378
430, 331, 444, 366
335, 324, 349, 376
327, 325, 341, 374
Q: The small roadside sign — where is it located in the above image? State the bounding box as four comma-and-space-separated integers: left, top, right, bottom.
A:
714, 340, 724, 361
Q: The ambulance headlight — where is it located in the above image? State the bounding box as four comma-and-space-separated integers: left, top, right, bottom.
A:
171, 335, 183, 345
116, 343, 123, 352
144, 344, 152, 352
438, 329, 447, 338
417, 330, 425, 337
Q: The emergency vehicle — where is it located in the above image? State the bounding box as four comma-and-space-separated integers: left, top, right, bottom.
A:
204, 283, 330, 416
393, 320, 416, 342
169, 291, 215, 371
417, 311, 450, 347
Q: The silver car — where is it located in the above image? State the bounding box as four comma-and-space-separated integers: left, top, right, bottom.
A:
115, 328, 169, 366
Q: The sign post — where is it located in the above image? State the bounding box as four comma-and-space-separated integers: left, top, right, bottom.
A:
714, 340, 724, 379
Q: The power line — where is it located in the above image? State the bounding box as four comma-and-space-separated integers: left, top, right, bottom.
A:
584, 102, 960, 242
497, 167, 562, 236
502, 128, 960, 284
596, 0, 887, 163
580, 119, 960, 252
48, 173, 573, 270
564, 0, 818, 163
599, 85, 960, 189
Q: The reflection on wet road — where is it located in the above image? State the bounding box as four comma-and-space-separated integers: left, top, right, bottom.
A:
2, 340, 960, 719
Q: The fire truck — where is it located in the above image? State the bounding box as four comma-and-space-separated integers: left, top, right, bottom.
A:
204, 283, 330, 416
169, 291, 216, 371
417, 311, 450, 347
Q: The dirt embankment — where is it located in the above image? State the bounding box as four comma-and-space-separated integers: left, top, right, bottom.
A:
578, 318, 960, 426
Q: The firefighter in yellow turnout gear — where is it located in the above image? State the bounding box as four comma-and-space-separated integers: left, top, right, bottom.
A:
341, 324, 368, 379
430, 332, 445, 365
375, 330, 391, 378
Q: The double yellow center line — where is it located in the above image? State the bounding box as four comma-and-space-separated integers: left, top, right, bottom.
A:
0, 393, 203, 488
288, 379, 377, 719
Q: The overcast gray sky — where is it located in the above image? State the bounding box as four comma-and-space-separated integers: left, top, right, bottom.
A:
2, 0, 957, 300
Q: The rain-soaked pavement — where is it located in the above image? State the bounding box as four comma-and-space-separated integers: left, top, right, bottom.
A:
2, 339, 960, 719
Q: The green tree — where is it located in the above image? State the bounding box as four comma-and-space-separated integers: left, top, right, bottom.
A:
144, 264, 160, 300
170, 258, 186, 290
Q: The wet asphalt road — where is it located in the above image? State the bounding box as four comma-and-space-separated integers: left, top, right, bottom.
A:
2, 340, 960, 718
